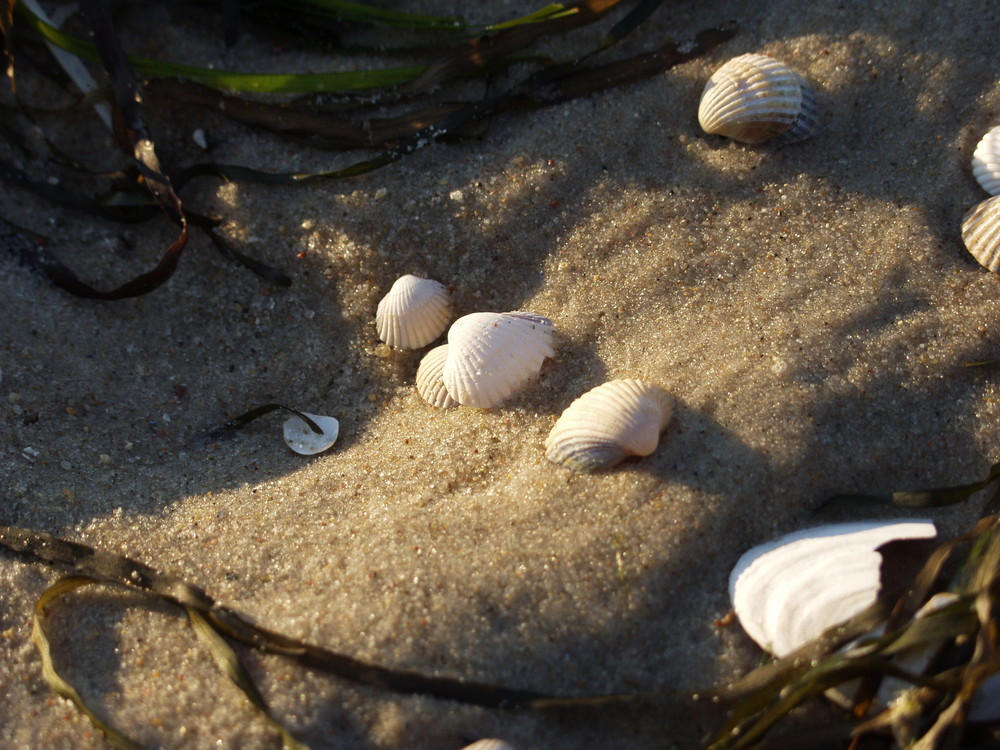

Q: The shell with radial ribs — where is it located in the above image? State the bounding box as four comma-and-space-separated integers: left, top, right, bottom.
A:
442, 311, 555, 408
961, 195, 1000, 271
460, 741, 517, 750
972, 125, 1000, 196
698, 53, 819, 145
375, 274, 451, 349
728, 520, 937, 658
415, 344, 457, 408
544, 379, 673, 472
282, 412, 340, 455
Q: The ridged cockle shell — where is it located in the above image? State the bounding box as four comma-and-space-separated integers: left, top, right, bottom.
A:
442, 311, 555, 408
544, 379, 673, 472
961, 194, 1000, 271
415, 344, 457, 408
729, 520, 937, 657
375, 274, 451, 349
698, 53, 819, 145
972, 126, 1000, 196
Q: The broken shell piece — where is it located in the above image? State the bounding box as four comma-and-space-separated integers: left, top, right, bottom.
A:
460, 741, 517, 750
972, 125, 1000, 196
375, 274, 451, 349
545, 379, 673, 472
698, 53, 818, 145
282, 412, 339, 455
443, 312, 555, 408
962, 194, 1000, 271
729, 520, 937, 657
415, 344, 457, 408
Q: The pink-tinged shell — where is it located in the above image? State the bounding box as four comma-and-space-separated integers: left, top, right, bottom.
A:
375, 274, 451, 349
545, 379, 673, 472
698, 53, 818, 145
729, 520, 937, 658
972, 125, 1000, 196
961, 195, 1000, 271
415, 344, 457, 408
442, 311, 555, 408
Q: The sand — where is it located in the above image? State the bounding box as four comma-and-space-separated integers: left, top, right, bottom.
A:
1, 0, 999, 748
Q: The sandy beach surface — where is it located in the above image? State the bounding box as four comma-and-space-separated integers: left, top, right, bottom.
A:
2, 1, 1000, 748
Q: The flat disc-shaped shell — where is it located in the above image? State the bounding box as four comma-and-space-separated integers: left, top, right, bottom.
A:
729, 520, 936, 657
698, 53, 818, 145
961, 195, 1000, 271
972, 125, 1000, 196
415, 344, 457, 408
283, 412, 340, 455
545, 379, 673, 472
443, 312, 555, 408
375, 274, 451, 349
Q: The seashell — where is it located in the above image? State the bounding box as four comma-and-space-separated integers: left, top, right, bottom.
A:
698, 53, 819, 145
545, 379, 673, 472
961, 194, 1000, 271
729, 520, 937, 658
415, 344, 457, 408
442, 311, 555, 408
282, 412, 340, 455
375, 274, 451, 349
972, 125, 1000, 196
460, 741, 517, 750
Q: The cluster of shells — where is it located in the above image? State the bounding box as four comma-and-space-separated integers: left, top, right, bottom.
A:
962, 126, 1000, 271
374, 274, 673, 472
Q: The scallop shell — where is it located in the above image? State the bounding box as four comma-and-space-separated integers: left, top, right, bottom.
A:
961, 194, 1000, 271
282, 412, 340, 455
729, 520, 937, 658
698, 53, 818, 145
415, 344, 457, 408
375, 274, 451, 349
442, 311, 555, 408
972, 125, 1000, 196
544, 379, 673, 472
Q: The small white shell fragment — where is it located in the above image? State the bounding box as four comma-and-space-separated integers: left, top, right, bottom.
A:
972, 125, 1000, 196
375, 274, 451, 350
729, 520, 937, 657
698, 53, 818, 145
415, 344, 457, 408
282, 412, 339, 455
545, 379, 673, 472
443, 311, 555, 408
460, 741, 517, 750
962, 194, 1000, 271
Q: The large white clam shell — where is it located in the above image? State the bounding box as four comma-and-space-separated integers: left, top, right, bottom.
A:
375, 274, 451, 350
698, 53, 819, 145
961, 194, 1000, 271
442, 311, 555, 408
972, 125, 1000, 196
729, 520, 937, 658
545, 379, 673, 472
415, 343, 457, 408
282, 412, 340, 455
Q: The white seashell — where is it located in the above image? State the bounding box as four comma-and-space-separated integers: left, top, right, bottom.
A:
282, 412, 340, 455
442, 311, 555, 408
962, 194, 1000, 271
460, 741, 517, 750
698, 53, 819, 145
729, 520, 937, 657
415, 344, 457, 408
545, 379, 673, 472
375, 274, 451, 349
972, 125, 1000, 196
